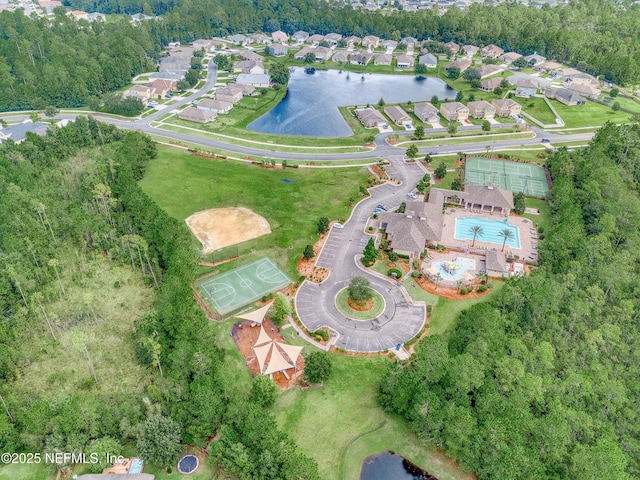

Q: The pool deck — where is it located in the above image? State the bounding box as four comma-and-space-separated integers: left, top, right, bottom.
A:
440, 208, 539, 262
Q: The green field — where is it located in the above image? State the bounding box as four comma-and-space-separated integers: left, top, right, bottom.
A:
550, 99, 631, 128
520, 96, 557, 124
138, 146, 368, 275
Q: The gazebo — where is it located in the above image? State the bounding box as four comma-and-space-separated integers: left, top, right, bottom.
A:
252, 325, 303, 379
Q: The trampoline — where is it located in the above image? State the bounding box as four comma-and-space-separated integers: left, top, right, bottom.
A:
177, 454, 199, 475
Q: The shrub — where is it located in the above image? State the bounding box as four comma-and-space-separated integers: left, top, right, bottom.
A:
413, 259, 420, 269
411, 271, 422, 278
467, 285, 474, 293
476, 285, 488, 293
388, 268, 403, 278
313, 329, 330, 341
304, 352, 332, 384
388, 251, 399, 262
460, 288, 468, 295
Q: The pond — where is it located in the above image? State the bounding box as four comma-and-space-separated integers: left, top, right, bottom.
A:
360, 451, 437, 480
248, 68, 456, 137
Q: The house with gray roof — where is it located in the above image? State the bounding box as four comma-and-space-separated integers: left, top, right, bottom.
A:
395, 54, 414, 68
324, 33, 342, 46
236, 73, 271, 88
499, 52, 522, 65
292, 31, 309, 43
294, 47, 315, 60
251, 33, 270, 44
485, 249, 507, 277
267, 44, 288, 57
307, 34, 325, 46
238, 50, 264, 61
332, 51, 349, 63
351, 51, 372, 65
0, 121, 48, 144
355, 107, 387, 128
567, 83, 600, 99
515, 79, 538, 97
481, 44, 504, 59
524, 52, 546, 66
384, 105, 411, 126
314, 46, 332, 61
414, 102, 440, 123
178, 106, 217, 123
215, 85, 244, 103
149, 71, 184, 81
382, 39, 398, 51
400, 36, 419, 46
197, 98, 232, 114
463, 44, 479, 57
345, 35, 362, 48
271, 30, 288, 44
477, 64, 501, 79
480, 77, 503, 92
374, 54, 392, 66
418, 53, 437, 68
377, 201, 444, 257
446, 58, 472, 73
228, 34, 250, 45
545, 88, 586, 106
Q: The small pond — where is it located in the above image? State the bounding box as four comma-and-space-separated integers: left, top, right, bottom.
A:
248, 68, 456, 137
360, 451, 437, 480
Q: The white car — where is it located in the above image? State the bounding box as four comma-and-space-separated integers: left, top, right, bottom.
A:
333, 223, 344, 229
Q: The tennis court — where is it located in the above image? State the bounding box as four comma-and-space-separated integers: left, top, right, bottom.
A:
465, 157, 548, 198
197, 257, 291, 315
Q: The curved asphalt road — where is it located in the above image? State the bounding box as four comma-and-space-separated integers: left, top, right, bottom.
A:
296, 155, 428, 352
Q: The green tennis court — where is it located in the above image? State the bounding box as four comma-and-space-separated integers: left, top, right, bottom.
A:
197, 257, 291, 315
465, 157, 548, 198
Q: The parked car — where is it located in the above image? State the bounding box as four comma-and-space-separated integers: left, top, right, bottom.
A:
333, 223, 344, 229
377, 204, 388, 211
407, 192, 417, 199
541, 138, 551, 143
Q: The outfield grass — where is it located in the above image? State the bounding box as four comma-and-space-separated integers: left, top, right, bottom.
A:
275, 352, 475, 480
550, 99, 630, 128
139, 146, 368, 276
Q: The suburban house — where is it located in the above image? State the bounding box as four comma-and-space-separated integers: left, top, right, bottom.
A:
382, 39, 398, 51
148, 79, 177, 98
545, 88, 586, 106
418, 53, 437, 68
374, 54, 393, 66
377, 183, 514, 258
236, 74, 270, 87
445, 41, 460, 56
414, 102, 440, 123
87, 12, 105, 21
159, 56, 191, 73
215, 85, 244, 104
228, 34, 250, 46
567, 83, 601, 98
251, 33, 270, 44
524, 52, 546, 66
292, 31, 309, 43
395, 54, 414, 68
463, 44, 479, 57
69, 10, 89, 20
124, 85, 153, 102
192, 39, 224, 52
271, 30, 289, 44
477, 64, 501, 79
332, 51, 349, 63
307, 34, 325, 46
485, 249, 508, 277
149, 71, 184, 81
556, 67, 582, 78
499, 52, 522, 65
350, 52, 372, 65
238, 84, 256, 96
534, 60, 563, 74
178, 106, 217, 123
566, 73, 599, 87
384, 105, 411, 126
238, 50, 264, 61
492, 98, 522, 116
197, 98, 233, 114
515, 78, 538, 97
0, 121, 48, 144
355, 107, 388, 128
445, 58, 472, 73
267, 44, 288, 57
345, 35, 362, 48
481, 44, 504, 59
467, 100, 496, 119
440, 102, 469, 121
480, 77, 503, 92
232, 60, 265, 74
362, 35, 380, 49
294, 47, 314, 60
314, 46, 333, 61
400, 36, 419, 47
325, 33, 342, 46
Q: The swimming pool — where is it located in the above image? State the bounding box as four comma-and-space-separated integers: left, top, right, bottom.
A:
129, 458, 143, 474
455, 217, 520, 249
432, 257, 476, 281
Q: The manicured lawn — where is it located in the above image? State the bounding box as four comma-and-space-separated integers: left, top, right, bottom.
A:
402, 278, 439, 305
406, 131, 533, 147
275, 352, 475, 480
335, 287, 385, 320
138, 146, 368, 276
602, 96, 640, 113
520, 96, 557, 124
551, 99, 630, 128
523, 198, 552, 231
427, 281, 504, 336
0, 463, 55, 480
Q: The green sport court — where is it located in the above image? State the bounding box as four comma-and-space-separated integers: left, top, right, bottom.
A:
465, 157, 549, 198
197, 257, 291, 315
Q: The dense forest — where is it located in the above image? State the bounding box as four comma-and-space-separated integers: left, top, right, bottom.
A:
0, 120, 319, 479
1, 0, 640, 111
379, 120, 640, 478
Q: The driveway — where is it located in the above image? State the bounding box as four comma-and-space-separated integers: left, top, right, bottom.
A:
295, 155, 427, 352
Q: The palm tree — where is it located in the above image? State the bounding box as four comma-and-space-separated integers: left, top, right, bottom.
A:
470, 225, 484, 247
434, 272, 443, 289
498, 228, 515, 252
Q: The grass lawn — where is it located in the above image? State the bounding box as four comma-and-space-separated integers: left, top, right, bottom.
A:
335, 287, 385, 320
275, 352, 475, 480
551, 99, 630, 128
0, 463, 55, 480
607, 96, 640, 114
402, 278, 439, 305
427, 281, 504, 336
523, 198, 552, 231
406, 131, 533, 147
138, 146, 368, 276
520, 96, 557, 124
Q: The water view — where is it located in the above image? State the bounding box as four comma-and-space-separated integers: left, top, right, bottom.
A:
248, 68, 456, 137
360, 451, 436, 480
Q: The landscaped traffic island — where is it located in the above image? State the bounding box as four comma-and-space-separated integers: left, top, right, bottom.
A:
335, 287, 385, 320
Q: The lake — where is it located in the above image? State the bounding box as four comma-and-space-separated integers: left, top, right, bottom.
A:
248, 68, 456, 137
360, 451, 436, 480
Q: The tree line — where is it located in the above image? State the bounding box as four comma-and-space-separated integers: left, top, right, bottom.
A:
0, 119, 319, 479
378, 120, 640, 478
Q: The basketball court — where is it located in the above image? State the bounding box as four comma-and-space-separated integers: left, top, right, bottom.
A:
465, 157, 548, 198
197, 257, 291, 315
